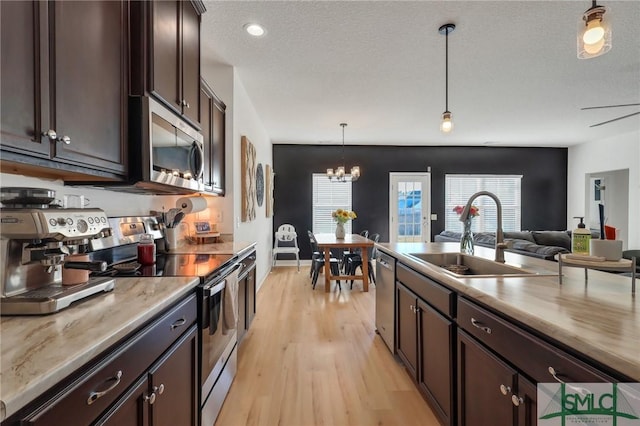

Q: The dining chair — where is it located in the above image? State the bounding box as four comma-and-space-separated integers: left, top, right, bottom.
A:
341, 230, 369, 272
346, 233, 380, 289
307, 230, 341, 289
273, 224, 300, 271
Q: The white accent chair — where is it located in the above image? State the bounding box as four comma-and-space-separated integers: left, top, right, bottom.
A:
273, 224, 300, 271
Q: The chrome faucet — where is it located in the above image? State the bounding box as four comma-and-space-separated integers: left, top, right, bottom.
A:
459, 191, 507, 263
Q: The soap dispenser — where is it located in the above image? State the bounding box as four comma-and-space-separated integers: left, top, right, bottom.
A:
571, 217, 591, 255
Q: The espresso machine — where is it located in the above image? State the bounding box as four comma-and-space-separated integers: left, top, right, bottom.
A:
1, 205, 116, 315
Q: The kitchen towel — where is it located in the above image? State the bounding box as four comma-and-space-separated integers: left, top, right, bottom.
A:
176, 196, 207, 214
222, 270, 239, 334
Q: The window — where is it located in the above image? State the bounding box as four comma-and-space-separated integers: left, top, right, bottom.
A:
445, 175, 522, 233
312, 174, 352, 234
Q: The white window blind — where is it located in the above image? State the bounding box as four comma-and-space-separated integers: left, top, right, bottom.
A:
445, 175, 522, 233
312, 174, 353, 234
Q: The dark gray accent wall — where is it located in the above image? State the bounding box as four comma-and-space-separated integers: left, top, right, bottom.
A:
273, 145, 567, 259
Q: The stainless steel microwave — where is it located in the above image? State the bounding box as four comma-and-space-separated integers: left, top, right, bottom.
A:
89, 96, 205, 195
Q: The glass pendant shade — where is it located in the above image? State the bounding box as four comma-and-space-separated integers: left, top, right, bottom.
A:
577, 5, 611, 59
440, 111, 453, 133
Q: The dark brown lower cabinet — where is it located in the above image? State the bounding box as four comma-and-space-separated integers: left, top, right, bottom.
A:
396, 282, 453, 425
4, 295, 198, 426
97, 326, 197, 426
457, 329, 517, 426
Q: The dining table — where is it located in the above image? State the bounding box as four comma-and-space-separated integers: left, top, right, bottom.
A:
314, 233, 375, 292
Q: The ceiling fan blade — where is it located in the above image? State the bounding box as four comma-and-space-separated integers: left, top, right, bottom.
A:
590, 111, 640, 127
582, 103, 640, 110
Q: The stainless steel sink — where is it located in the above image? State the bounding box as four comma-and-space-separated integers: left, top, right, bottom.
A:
407, 252, 556, 278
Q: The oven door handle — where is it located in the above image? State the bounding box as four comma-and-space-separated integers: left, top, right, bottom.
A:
206, 280, 226, 335
202, 280, 225, 331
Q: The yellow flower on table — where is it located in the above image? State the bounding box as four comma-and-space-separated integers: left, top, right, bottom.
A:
332, 209, 357, 224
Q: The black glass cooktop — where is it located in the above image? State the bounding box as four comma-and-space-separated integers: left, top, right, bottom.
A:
94, 253, 235, 279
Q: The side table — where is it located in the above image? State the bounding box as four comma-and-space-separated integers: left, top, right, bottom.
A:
558, 254, 636, 294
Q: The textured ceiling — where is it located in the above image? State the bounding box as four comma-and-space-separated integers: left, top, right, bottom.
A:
201, 1, 640, 147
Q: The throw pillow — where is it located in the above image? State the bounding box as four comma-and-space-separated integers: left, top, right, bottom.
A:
532, 231, 571, 250
504, 231, 536, 243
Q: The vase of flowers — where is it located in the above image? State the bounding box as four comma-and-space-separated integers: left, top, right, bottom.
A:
332, 209, 357, 239
453, 205, 479, 255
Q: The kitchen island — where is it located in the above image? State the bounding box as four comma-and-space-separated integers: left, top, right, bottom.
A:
377, 242, 639, 425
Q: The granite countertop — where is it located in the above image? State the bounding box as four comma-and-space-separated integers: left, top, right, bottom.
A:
377, 242, 640, 381
0, 276, 200, 421
166, 240, 255, 256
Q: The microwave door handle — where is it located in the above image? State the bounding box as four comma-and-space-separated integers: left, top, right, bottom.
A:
189, 141, 204, 180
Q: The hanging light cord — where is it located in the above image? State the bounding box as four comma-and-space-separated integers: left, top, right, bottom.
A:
341, 123, 346, 168
445, 27, 449, 112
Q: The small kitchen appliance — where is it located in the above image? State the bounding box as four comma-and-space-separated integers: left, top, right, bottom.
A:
0, 204, 114, 315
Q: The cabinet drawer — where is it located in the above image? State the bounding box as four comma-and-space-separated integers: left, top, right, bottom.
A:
457, 297, 612, 384
397, 263, 454, 318
22, 293, 197, 425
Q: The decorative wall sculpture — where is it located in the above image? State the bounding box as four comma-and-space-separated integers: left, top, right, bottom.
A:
266, 164, 274, 217
256, 163, 264, 207
241, 136, 256, 221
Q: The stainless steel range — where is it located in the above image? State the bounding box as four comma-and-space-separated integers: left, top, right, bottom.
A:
0, 206, 115, 315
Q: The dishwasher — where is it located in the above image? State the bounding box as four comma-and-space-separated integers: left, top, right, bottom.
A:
375, 251, 396, 353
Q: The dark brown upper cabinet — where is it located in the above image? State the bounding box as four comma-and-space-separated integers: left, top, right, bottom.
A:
200, 78, 226, 195
0, 1, 128, 180
132, 0, 205, 128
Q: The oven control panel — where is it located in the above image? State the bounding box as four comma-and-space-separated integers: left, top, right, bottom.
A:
0, 208, 109, 240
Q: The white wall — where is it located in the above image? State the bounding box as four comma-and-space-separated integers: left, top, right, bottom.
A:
568, 131, 640, 249
202, 62, 273, 290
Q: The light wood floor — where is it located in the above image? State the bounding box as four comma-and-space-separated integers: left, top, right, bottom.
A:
215, 266, 440, 426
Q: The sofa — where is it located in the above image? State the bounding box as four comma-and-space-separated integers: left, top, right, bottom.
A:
434, 230, 597, 261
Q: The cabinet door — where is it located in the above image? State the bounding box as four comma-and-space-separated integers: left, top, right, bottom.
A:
151, 0, 180, 110
96, 376, 149, 426
0, 0, 50, 156
237, 273, 247, 343
211, 98, 226, 194
180, 1, 200, 124
51, 1, 127, 174
246, 266, 256, 328
396, 283, 418, 380
148, 326, 198, 426
419, 300, 453, 425
515, 376, 537, 426
458, 330, 516, 426
200, 83, 213, 191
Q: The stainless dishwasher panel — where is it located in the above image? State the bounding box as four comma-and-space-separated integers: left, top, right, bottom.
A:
375, 251, 396, 353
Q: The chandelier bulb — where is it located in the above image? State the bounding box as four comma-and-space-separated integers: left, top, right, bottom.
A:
440, 111, 453, 133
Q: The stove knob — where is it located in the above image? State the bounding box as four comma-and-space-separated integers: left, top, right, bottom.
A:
49, 218, 57, 226
77, 219, 88, 233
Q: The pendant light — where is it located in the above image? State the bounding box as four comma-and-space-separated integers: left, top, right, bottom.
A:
326, 123, 360, 182
439, 23, 455, 133
577, 1, 611, 59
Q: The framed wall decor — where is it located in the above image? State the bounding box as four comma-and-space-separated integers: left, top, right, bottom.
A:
256, 163, 264, 207
241, 136, 256, 221
266, 164, 274, 217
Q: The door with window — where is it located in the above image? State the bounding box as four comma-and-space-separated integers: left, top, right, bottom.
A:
390, 173, 431, 243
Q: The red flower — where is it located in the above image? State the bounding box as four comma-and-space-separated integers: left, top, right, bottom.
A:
453, 205, 480, 217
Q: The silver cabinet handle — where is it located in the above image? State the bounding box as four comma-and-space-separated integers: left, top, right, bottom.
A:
512, 395, 524, 407
499, 384, 511, 395
87, 370, 123, 405
144, 392, 156, 405
471, 317, 492, 334
58, 135, 71, 145
42, 129, 57, 140
548, 366, 565, 383
181, 99, 190, 108
409, 305, 419, 314
170, 317, 186, 330
154, 384, 165, 395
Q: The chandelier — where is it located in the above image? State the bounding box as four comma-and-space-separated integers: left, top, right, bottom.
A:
439, 23, 456, 133
326, 123, 360, 182
577, 0, 612, 59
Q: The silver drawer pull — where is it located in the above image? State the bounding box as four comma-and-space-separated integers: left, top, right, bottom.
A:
500, 384, 511, 395
144, 392, 156, 405
57, 135, 71, 145
548, 366, 566, 384
512, 395, 524, 407
471, 317, 492, 334
87, 370, 123, 405
170, 317, 186, 330
42, 129, 57, 140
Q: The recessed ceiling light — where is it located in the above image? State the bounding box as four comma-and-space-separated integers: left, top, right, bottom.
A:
244, 23, 265, 37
